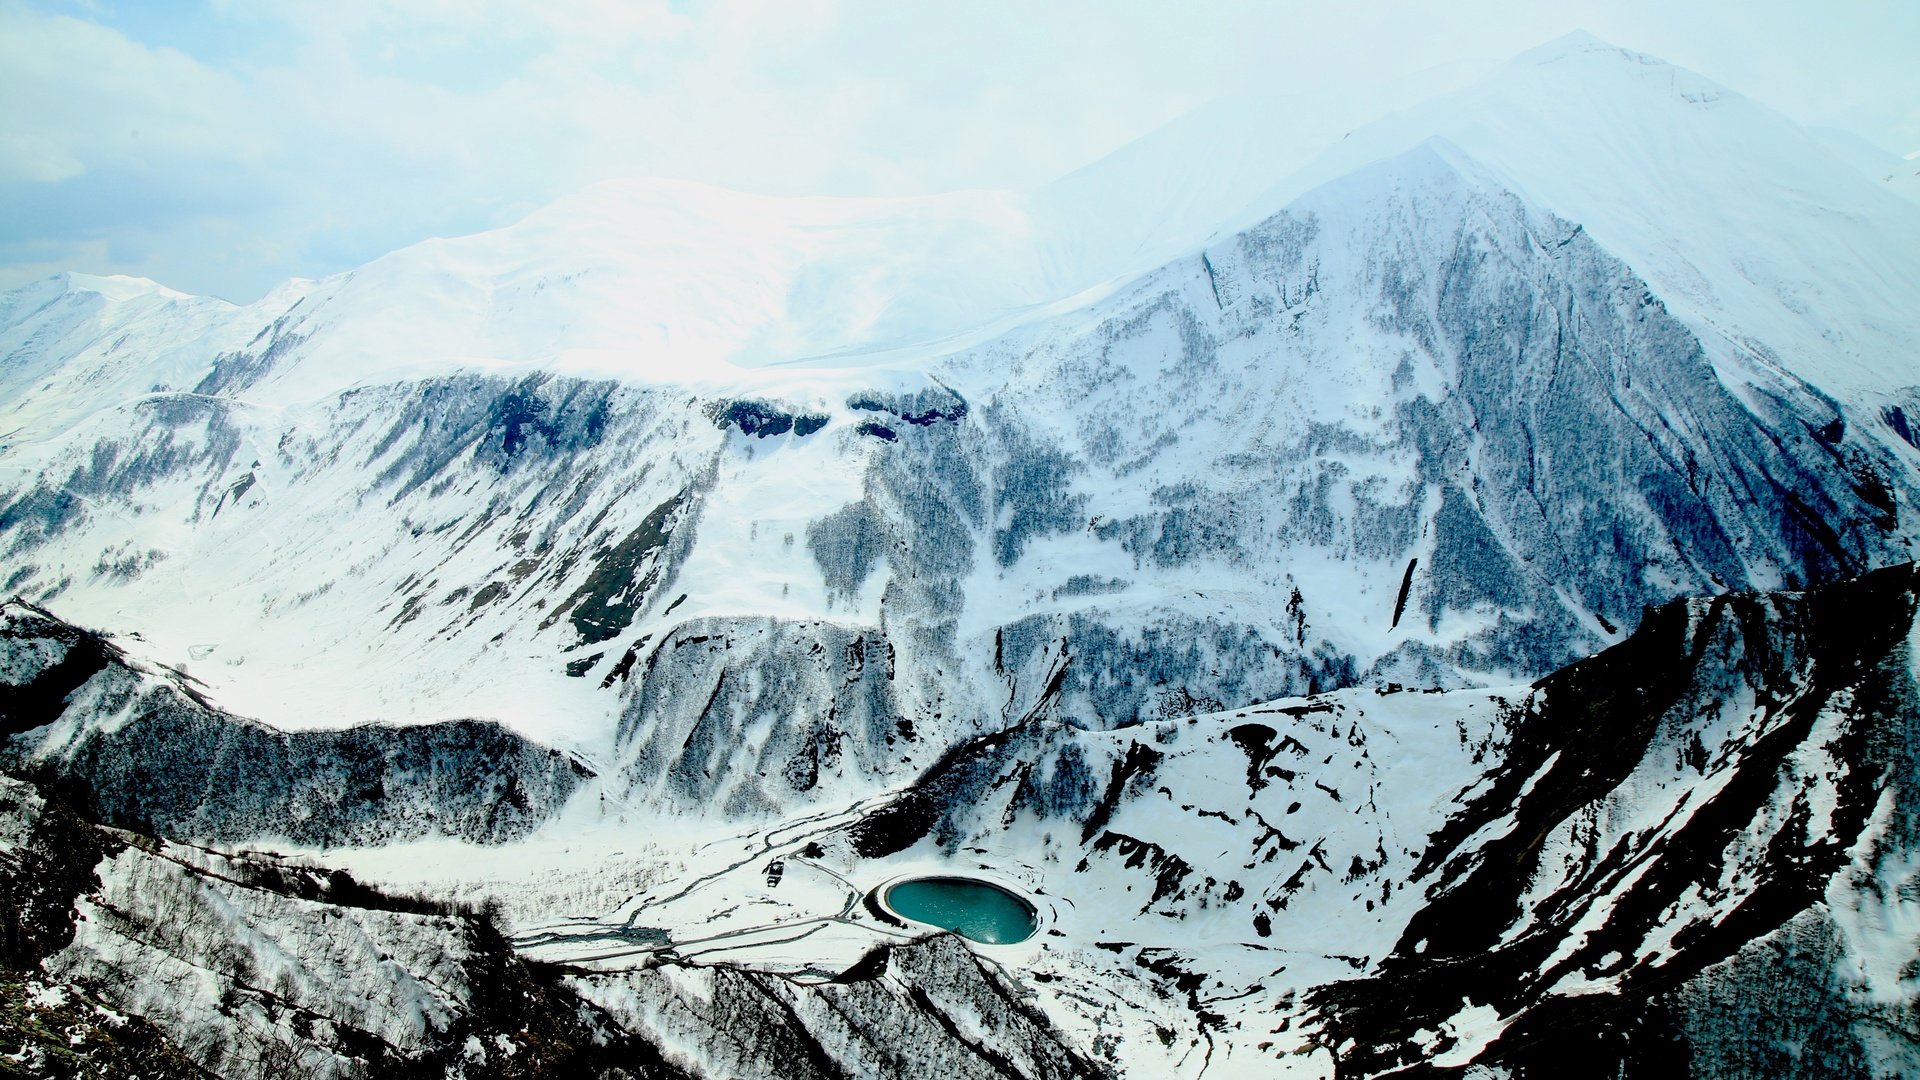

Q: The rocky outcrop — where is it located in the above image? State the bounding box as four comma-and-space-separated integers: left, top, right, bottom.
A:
710, 398, 831, 438
0, 604, 591, 847
611, 616, 914, 816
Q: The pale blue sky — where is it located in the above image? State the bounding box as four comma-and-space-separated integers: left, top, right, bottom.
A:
4, 0, 1916, 302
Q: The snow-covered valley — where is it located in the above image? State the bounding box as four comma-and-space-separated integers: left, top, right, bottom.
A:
2, 32, 1919, 1079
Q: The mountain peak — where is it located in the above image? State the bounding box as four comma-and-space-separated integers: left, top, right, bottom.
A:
59, 272, 191, 303
1514, 29, 1640, 66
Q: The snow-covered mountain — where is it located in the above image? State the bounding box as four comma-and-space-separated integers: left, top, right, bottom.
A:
2, 30, 1917, 1079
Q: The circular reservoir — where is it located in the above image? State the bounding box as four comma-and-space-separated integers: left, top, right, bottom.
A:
880, 876, 1039, 944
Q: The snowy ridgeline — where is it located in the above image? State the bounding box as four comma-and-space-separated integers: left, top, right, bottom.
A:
2, 564, 1917, 1076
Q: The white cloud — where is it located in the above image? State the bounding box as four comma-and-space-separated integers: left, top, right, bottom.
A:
0, 9, 255, 181
1, 0, 1915, 301
0, 133, 85, 184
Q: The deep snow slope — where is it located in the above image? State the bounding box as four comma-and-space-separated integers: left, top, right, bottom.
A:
1813, 127, 1920, 207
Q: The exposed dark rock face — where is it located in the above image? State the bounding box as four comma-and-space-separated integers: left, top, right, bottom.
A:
613, 617, 909, 816
711, 398, 831, 438
545, 488, 690, 645
847, 387, 970, 428
0, 604, 591, 847
1305, 563, 1920, 1077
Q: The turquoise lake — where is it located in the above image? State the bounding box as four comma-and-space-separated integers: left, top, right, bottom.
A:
883, 877, 1038, 944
